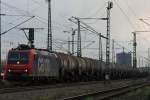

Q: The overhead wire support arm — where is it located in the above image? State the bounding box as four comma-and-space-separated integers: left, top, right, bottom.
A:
22, 29, 29, 40
1, 16, 35, 35
69, 16, 108, 59
78, 17, 108, 20
139, 19, 150, 27
69, 17, 108, 39
72, 16, 103, 35
1, 14, 34, 17
19, 27, 44, 41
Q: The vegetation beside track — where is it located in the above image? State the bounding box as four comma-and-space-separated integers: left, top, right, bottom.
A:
111, 86, 150, 100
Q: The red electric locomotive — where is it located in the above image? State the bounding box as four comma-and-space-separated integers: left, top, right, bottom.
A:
3, 44, 60, 81
3, 45, 35, 80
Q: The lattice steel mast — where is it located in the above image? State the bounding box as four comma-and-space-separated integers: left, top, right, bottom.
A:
47, 0, 52, 52
0, 0, 1, 71
106, 1, 113, 66
133, 32, 137, 68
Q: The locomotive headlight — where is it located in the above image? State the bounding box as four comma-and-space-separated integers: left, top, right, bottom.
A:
17, 61, 20, 64
25, 69, 28, 72
8, 69, 11, 72
1, 72, 4, 76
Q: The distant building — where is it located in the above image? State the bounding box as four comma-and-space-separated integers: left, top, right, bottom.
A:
116, 52, 132, 66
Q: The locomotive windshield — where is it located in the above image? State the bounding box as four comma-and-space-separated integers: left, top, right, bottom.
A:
7, 52, 29, 64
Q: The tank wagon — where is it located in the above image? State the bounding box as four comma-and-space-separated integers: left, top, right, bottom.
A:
2, 44, 148, 81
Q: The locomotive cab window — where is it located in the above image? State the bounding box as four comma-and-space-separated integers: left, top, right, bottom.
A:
7, 52, 29, 64
8, 52, 19, 61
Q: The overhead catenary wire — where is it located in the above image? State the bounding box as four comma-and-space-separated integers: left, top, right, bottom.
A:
113, 0, 136, 30
118, 0, 150, 65
1, 2, 71, 50
32, 0, 45, 7
69, 17, 107, 39
1, 1, 101, 60
86, 2, 107, 18
112, 0, 150, 66
113, 39, 131, 53
2, 0, 148, 59
122, 0, 143, 30
139, 19, 150, 27
122, 0, 139, 19
119, 0, 150, 47
1, 16, 35, 35
1, 1, 31, 15
2, 1, 69, 31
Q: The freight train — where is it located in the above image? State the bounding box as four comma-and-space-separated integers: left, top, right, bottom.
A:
2, 44, 149, 81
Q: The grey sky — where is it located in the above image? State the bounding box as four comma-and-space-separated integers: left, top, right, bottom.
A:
2, 0, 150, 66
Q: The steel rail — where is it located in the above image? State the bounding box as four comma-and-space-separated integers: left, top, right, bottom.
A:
63, 81, 150, 100
0, 80, 127, 94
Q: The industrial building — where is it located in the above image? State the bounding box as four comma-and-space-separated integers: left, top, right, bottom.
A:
116, 52, 132, 66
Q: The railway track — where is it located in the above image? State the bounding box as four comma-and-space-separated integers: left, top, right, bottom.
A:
0, 78, 148, 99
0, 82, 94, 94
63, 81, 150, 100
0, 79, 131, 94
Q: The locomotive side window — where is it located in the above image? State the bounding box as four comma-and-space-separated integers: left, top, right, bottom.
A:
7, 52, 28, 64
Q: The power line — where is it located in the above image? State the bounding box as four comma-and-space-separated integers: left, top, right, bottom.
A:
28, 0, 72, 29
122, 0, 143, 30
1, 1, 30, 15
113, 0, 136, 30
139, 19, 150, 26
122, 0, 139, 19
87, 2, 107, 18
32, 0, 45, 7
3, 1, 70, 31
1, 16, 35, 35
113, 40, 131, 52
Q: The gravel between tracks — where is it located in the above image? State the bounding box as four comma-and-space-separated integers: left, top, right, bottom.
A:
0, 79, 147, 100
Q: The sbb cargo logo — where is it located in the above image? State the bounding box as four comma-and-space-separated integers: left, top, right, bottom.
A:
38, 57, 50, 75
